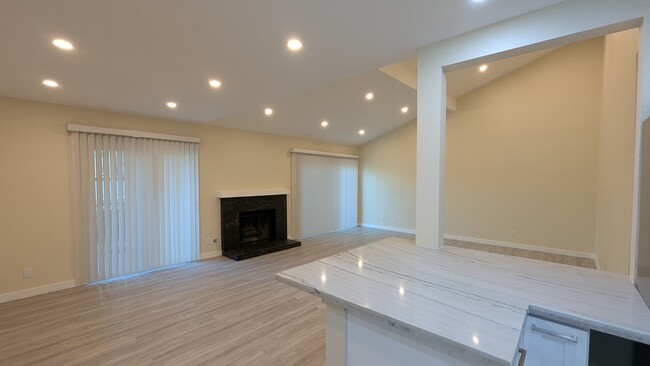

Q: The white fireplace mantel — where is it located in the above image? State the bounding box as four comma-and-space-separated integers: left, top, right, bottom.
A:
216, 189, 290, 199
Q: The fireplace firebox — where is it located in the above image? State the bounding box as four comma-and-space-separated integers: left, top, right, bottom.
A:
219, 194, 300, 260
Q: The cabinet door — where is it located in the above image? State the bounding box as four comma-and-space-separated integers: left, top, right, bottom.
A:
520, 316, 589, 366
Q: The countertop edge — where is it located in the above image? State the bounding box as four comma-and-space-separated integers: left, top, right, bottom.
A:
276, 272, 512, 366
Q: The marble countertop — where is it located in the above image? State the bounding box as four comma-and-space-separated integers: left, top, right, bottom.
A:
276, 237, 650, 365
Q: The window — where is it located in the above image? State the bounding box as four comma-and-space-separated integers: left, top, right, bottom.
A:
69, 128, 199, 282
291, 150, 358, 239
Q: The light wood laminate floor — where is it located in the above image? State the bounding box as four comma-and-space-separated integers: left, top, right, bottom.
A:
0, 228, 596, 366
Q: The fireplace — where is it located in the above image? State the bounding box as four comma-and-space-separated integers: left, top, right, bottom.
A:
219, 192, 300, 260
239, 209, 275, 244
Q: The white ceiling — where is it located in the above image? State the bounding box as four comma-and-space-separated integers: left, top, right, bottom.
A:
214, 70, 416, 146
0, 0, 567, 145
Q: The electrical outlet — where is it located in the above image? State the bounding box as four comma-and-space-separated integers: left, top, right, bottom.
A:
510, 231, 517, 238
23, 267, 32, 278
381, 216, 385, 222
393, 217, 397, 223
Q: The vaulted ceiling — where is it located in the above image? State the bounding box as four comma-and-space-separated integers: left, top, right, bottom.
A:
0, 0, 567, 145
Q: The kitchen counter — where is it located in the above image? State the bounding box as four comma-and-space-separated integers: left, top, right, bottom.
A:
276, 237, 650, 365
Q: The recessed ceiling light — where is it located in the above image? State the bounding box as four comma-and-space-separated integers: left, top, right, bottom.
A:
42, 79, 59, 88
208, 79, 222, 88
264, 108, 273, 116
321, 121, 328, 127
401, 106, 409, 113
479, 64, 488, 72
287, 38, 303, 51
358, 129, 365, 135
52, 38, 74, 50
166, 101, 177, 109
365, 92, 374, 100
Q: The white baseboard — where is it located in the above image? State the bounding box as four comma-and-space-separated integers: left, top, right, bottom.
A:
359, 226, 596, 260
200, 250, 222, 260
360, 223, 416, 235
443, 234, 597, 260
0, 280, 77, 304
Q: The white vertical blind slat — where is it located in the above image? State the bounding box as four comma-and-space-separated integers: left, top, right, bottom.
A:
85, 134, 98, 283
109, 135, 119, 279
125, 137, 136, 275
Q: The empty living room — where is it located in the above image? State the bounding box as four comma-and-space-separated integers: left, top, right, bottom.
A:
2, 1, 650, 365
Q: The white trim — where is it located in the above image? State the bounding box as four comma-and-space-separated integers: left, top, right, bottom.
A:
443, 234, 597, 260
360, 223, 416, 235
290, 148, 358, 160
67, 124, 200, 143
0, 280, 77, 304
360, 225, 598, 260
200, 251, 222, 260
217, 189, 290, 198
594, 257, 601, 270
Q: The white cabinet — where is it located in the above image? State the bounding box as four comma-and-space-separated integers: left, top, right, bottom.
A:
518, 315, 589, 366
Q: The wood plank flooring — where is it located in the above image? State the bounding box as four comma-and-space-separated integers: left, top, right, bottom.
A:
0, 228, 595, 366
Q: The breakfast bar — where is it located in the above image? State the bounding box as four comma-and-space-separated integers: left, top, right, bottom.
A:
276, 237, 650, 365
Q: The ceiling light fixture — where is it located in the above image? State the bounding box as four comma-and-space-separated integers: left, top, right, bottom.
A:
42, 79, 59, 88
401, 106, 409, 113
264, 107, 273, 116
209, 79, 222, 88
321, 121, 328, 127
166, 101, 177, 109
52, 38, 74, 50
365, 92, 374, 100
287, 38, 303, 51
479, 64, 488, 72
359, 129, 366, 135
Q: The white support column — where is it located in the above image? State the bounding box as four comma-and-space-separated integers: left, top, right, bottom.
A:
326, 302, 347, 366
416, 49, 446, 249
631, 19, 650, 282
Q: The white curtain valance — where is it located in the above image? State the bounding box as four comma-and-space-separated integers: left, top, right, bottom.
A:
67, 124, 200, 143
289, 148, 358, 160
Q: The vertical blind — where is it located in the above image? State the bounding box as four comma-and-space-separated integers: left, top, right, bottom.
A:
291, 151, 358, 239
69, 131, 199, 283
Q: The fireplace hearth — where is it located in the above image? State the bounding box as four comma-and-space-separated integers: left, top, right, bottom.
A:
219, 193, 300, 260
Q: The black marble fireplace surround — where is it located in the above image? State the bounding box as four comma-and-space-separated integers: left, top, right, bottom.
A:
220, 194, 300, 260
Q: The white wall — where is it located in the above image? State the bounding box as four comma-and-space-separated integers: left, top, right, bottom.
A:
595, 29, 639, 274
0, 96, 357, 298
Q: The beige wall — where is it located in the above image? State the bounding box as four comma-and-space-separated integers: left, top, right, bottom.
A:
359, 120, 416, 231
360, 38, 615, 255
594, 29, 639, 274
0, 97, 357, 296
444, 38, 604, 254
